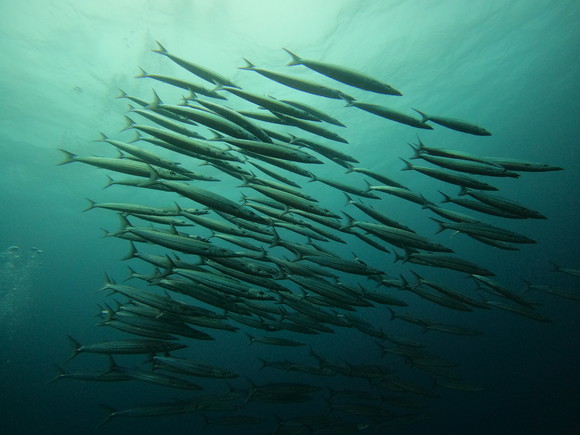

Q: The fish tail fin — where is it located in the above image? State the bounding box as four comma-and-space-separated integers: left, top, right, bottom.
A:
520, 277, 533, 292
134, 66, 148, 79
239, 58, 256, 70
57, 149, 77, 165
282, 48, 303, 66
116, 89, 128, 99
408, 270, 424, 289
400, 158, 413, 171
408, 142, 422, 159
399, 274, 410, 290
548, 261, 561, 272
457, 186, 469, 196
392, 250, 408, 264
63, 335, 81, 364
120, 115, 135, 132
340, 92, 355, 106
415, 135, 426, 149
46, 365, 65, 384
307, 173, 318, 183
438, 190, 452, 203
342, 162, 354, 173
82, 198, 97, 212
102, 175, 116, 189
429, 217, 447, 234
151, 40, 168, 55
94, 132, 109, 143
95, 404, 116, 430
144, 91, 162, 111
344, 192, 354, 206
340, 212, 355, 230
124, 265, 138, 282
244, 332, 254, 345
412, 108, 429, 123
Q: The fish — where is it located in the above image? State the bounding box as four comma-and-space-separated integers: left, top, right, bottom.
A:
64, 336, 185, 363
550, 261, 580, 278
283, 48, 402, 96
309, 174, 380, 199
281, 100, 346, 127
222, 137, 323, 164
439, 191, 527, 219
219, 86, 321, 121
459, 188, 547, 219
413, 109, 491, 135
397, 252, 495, 276
83, 199, 180, 216
292, 136, 359, 163
349, 101, 433, 129
273, 111, 349, 144
401, 159, 499, 191
480, 156, 564, 172
431, 218, 537, 244
57, 149, 191, 180
158, 179, 270, 224
152, 41, 238, 88
341, 212, 453, 253
153, 356, 239, 378
135, 67, 227, 99
124, 120, 242, 162
411, 152, 519, 178
370, 184, 432, 206
245, 333, 305, 347
239, 58, 354, 101
150, 102, 260, 140
188, 94, 273, 143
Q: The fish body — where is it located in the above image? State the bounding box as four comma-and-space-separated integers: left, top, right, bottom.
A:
402, 159, 498, 191
283, 48, 402, 96
240, 58, 353, 101
413, 109, 491, 135
274, 112, 349, 144
460, 188, 546, 219
350, 102, 432, 129
152, 41, 238, 88
160, 180, 269, 224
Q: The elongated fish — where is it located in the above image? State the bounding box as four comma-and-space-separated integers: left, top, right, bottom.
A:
152, 41, 238, 88
273, 112, 349, 144
349, 101, 432, 129
240, 58, 353, 101
431, 218, 537, 244
159, 179, 270, 224
135, 67, 226, 100
223, 137, 323, 164
413, 153, 519, 178
481, 156, 563, 172
188, 95, 273, 143
57, 150, 191, 180
65, 336, 185, 363
220, 86, 320, 121
399, 252, 495, 276
282, 100, 346, 127
283, 48, 402, 96
413, 109, 491, 135
401, 159, 498, 191
459, 188, 546, 219
342, 213, 452, 253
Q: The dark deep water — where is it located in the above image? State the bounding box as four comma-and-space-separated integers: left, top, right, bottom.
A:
0, 1, 579, 434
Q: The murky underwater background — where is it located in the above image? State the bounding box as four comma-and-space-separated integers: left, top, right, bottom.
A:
0, 1, 579, 434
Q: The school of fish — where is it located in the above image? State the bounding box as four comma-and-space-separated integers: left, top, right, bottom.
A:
55, 41, 577, 433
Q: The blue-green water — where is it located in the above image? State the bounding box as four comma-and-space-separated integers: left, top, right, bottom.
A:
1, 1, 579, 434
